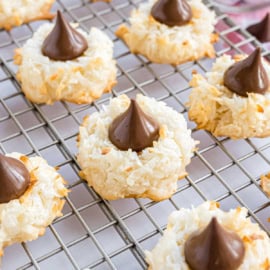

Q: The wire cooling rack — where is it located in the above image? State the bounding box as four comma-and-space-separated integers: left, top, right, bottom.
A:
0, 0, 269, 269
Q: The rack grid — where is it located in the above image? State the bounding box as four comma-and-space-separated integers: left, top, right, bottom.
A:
0, 0, 269, 269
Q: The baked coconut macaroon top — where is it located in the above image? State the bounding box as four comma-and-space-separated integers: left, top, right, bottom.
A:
14, 11, 117, 105
188, 47, 270, 139
116, 0, 217, 65
0, 153, 30, 204
0, 153, 68, 256
0, 0, 55, 30
77, 94, 197, 201
145, 201, 270, 270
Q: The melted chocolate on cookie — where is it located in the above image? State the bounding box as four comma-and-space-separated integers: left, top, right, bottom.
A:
184, 217, 245, 270
0, 154, 30, 204
42, 11, 88, 61
224, 48, 269, 97
109, 99, 159, 152
247, 13, 270, 43
151, 0, 192, 27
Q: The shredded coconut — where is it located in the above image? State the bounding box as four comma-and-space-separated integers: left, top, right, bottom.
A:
261, 173, 270, 198
188, 54, 270, 138
116, 0, 217, 65
15, 24, 117, 104
77, 94, 196, 201
0, 0, 54, 30
145, 201, 270, 270
0, 153, 68, 256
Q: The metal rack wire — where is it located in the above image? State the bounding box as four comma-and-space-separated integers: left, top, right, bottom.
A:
0, 0, 269, 269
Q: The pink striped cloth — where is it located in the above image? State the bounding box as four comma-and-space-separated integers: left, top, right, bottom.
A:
214, 1, 270, 53
215, 0, 270, 27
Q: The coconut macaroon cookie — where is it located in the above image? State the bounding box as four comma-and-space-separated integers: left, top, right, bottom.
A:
145, 201, 270, 270
115, 0, 217, 65
77, 94, 196, 201
261, 173, 270, 197
0, 152, 68, 256
0, 0, 55, 30
188, 48, 270, 139
14, 11, 117, 105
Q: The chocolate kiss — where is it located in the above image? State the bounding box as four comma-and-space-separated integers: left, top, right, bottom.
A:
0, 154, 30, 204
109, 99, 160, 152
247, 13, 270, 43
184, 217, 245, 270
42, 10, 88, 61
151, 0, 192, 27
224, 48, 269, 97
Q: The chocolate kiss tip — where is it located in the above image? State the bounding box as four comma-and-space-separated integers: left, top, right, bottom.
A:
223, 47, 269, 97
150, 0, 192, 27
42, 10, 88, 61
247, 13, 270, 43
184, 216, 245, 270
209, 216, 219, 231
108, 99, 159, 152
250, 47, 262, 62
0, 154, 30, 204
